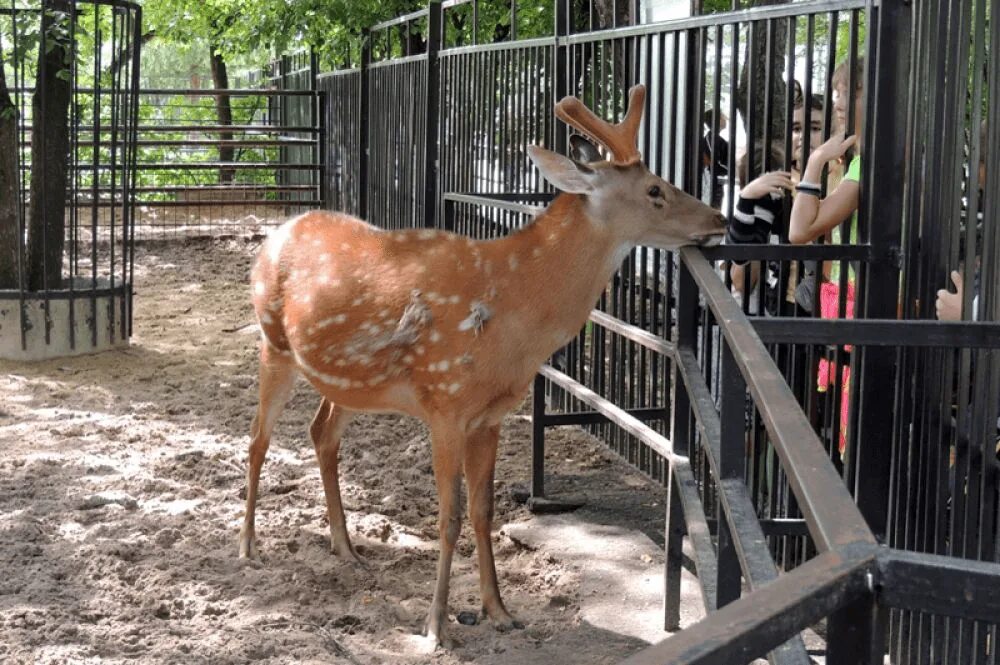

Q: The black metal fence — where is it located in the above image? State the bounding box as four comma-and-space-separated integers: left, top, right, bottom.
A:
129, 86, 321, 238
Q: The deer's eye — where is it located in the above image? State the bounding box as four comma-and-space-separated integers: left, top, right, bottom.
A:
647, 185, 661, 198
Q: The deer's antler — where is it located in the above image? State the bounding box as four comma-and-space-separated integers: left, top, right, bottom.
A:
555, 85, 646, 165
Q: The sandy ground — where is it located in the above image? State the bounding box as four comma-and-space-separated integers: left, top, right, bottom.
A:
0, 237, 696, 665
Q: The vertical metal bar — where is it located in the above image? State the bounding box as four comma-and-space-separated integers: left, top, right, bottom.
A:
531, 373, 546, 498
667, 255, 699, 627
358, 31, 370, 219
716, 343, 745, 608
827, 593, 886, 665
853, 0, 910, 543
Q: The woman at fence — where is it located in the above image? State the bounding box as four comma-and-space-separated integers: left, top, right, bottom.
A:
727, 87, 841, 317
788, 57, 866, 457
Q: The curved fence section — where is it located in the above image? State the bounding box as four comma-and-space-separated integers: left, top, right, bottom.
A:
0, 0, 141, 360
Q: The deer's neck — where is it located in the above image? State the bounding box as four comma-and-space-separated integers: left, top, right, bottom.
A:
488, 194, 629, 352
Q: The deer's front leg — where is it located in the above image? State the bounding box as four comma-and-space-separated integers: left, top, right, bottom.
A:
465, 424, 522, 631
309, 399, 363, 563
424, 428, 464, 646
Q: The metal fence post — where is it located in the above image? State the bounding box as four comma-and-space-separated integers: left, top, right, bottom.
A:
666, 259, 698, 629
423, 1, 443, 228
553, 0, 569, 156
716, 343, 746, 608
851, 0, 911, 543
358, 30, 371, 220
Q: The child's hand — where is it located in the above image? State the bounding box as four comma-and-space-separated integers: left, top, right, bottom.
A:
808, 132, 858, 167
935, 271, 964, 321
740, 171, 794, 199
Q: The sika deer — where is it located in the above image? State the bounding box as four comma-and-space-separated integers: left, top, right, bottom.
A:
240, 85, 724, 646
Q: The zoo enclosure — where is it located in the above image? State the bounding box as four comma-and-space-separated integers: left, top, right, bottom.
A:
313, 0, 1000, 663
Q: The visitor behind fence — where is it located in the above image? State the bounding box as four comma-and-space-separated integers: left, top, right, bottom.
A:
727, 88, 840, 316
788, 57, 866, 457
701, 109, 730, 208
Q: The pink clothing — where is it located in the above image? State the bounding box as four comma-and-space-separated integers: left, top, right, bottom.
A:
817, 281, 856, 456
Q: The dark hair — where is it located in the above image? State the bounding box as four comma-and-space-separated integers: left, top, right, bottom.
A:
832, 56, 866, 91
792, 80, 826, 111
703, 108, 724, 127
737, 142, 786, 188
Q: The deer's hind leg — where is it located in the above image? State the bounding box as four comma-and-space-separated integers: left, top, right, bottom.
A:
309, 398, 362, 563
240, 341, 297, 560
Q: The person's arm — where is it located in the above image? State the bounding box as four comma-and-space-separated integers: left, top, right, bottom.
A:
789, 133, 859, 245
727, 172, 793, 293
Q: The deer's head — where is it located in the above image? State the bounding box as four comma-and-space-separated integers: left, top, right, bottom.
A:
528, 85, 725, 249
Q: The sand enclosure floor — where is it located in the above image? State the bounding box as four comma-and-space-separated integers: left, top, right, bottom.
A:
0, 237, 687, 665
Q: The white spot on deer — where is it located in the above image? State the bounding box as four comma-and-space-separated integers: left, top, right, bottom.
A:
533, 247, 543, 258
448, 295, 460, 305
312, 238, 323, 247
335, 359, 347, 367
416, 345, 426, 356
266, 215, 301, 265
418, 230, 438, 240
548, 232, 558, 242
254, 281, 266, 296
259, 311, 273, 325
352, 297, 365, 307
319, 253, 331, 263
508, 255, 519, 271
448, 383, 462, 395
429, 330, 442, 343
458, 301, 493, 334
437, 383, 448, 391
426, 292, 442, 304
455, 353, 473, 365
367, 375, 387, 386
403, 354, 415, 365
341, 243, 351, 251
315, 313, 348, 330
294, 351, 350, 389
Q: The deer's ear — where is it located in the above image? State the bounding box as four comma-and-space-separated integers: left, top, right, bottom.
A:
569, 135, 603, 164
528, 145, 596, 194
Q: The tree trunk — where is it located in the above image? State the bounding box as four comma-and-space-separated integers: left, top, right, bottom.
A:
736, 0, 790, 174
0, 55, 20, 289
210, 48, 235, 185
26, 0, 74, 291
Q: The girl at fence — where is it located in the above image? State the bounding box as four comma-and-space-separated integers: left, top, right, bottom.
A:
727, 88, 842, 317
788, 57, 866, 457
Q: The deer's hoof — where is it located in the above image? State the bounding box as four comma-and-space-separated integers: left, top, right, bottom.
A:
333, 543, 368, 568
483, 606, 524, 632
239, 535, 260, 561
